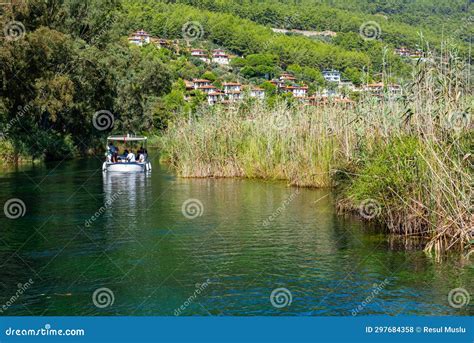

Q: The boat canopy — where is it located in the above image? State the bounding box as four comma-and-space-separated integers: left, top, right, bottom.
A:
107, 135, 147, 142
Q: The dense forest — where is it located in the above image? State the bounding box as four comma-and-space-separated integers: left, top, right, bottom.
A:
171, 0, 473, 51
0, 0, 471, 162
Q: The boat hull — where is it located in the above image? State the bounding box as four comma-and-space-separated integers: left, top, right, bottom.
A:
103, 162, 151, 172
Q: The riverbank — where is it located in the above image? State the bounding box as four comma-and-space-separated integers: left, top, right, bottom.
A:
159, 58, 473, 255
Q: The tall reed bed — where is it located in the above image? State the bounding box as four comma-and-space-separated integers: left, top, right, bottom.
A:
160, 50, 472, 255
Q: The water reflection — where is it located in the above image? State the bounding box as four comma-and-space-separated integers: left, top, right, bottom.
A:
103, 172, 152, 214
0, 156, 471, 316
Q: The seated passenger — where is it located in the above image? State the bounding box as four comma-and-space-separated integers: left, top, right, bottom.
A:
120, 149, 129, 162
126, 150, 136, 162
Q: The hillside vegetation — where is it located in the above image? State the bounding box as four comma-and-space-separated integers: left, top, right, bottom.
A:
171, 0, 473, 52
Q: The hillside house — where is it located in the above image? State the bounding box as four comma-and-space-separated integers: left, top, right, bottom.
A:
285, 85, 308, 98
279, 73, 297, 82
222, 82, 241, 93
197, 85, 218, 94
305, 95, 329, 106
364, 82, 384, 96
322, 70, 341, 83
190, 49, 210, 63
222, 82, 242, 101
192, 79, 212, 90
250, 87, 265, 99
211, 50, 230, 65
128, 30, 151, 46
184, 80, 194, 91
207, 91, 224, 105
270, 79, 285, 89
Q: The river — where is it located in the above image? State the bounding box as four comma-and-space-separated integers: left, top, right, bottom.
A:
0, 152, 472, 316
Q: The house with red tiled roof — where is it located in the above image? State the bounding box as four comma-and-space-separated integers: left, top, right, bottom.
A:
223, 82, 242, 101
364, 82, 384, 94
250, 87, 265, 99
196, 85, 218, 94
207, 91, 224, 105
284, 85, 308, 98
128, 30, 151, 46
190, 49, 210, 63
192, 79, 212, 89
211, 50, 230, 65
184, 80, 194, 91
279, 73, 297, 82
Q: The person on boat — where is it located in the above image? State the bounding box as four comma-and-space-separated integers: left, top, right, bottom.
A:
108, 143, 118, 162
137, 147, 145, 163
126, 150, 136, 162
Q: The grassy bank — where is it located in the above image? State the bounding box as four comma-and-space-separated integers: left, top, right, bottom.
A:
159, 52, 472, 255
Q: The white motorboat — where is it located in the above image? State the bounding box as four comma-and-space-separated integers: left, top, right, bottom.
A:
102, 135, 152, 173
